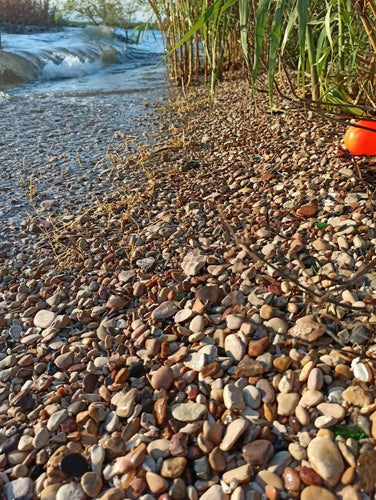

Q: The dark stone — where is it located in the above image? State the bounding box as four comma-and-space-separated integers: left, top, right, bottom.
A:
196, 286, 224, 305
130, 362, 147, 378
242, 439, 274, 466
193, 456, 210, 480
236, 356, 265, 377
350, 325, 371, 345
30, 464, 44, 480
357, 449, 376, 492
0, 434, 20, 454
15, 394, 35, 410
82, 373, 98, 393
60, 453, 89, 477
47, 361, 57, 375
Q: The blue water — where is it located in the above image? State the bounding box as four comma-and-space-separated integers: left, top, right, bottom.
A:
0, 27, 169, 229
0, 26, 166, 96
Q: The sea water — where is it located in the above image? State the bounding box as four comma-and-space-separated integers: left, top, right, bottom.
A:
0, 27, 169, 227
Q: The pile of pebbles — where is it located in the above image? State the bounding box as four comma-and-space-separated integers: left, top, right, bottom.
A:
1, 77, 376, 500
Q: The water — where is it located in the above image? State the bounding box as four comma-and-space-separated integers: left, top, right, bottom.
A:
0, 27, 169, 232
0, 26, 166, 95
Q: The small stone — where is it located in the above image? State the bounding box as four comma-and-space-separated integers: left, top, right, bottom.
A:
34, 309, 56, 329
208, 446, 226, 471
113, 388, 138, 417
226, 314, 244, 330
223, 384, 246, 411
40, 485, 61, 500
316, 402, 345, 421
161, 457, 187, 478
220, 418, 249, 451
189, 315, 205, 332
81, 472, 103, 497
288, 315, 325, 342
203, 421, 222, 444
3, 478, 33, 500
181, 249, 207, 276
60, 453, 90, 477
273, 356, 291, 372
350, 325, 371, 345
307, 368, 323, 391
242, 439, 274, 466
172, 403, 207, 422
236, 356, 265, 377
107, 295, 128, 310
248, 337, 270, 357
301, 486, 336, 500
47, 409, 68, 432
225, 333, 246, 361
196, 286, 224, 305
200, 485, 227, 500
257, 470, 283, 490
150, 365, 173, 390
222, 464, 252, 484
277, 392, 300, 416
342, 385, 372, 407
151, 301, 179, 320
54, 351, 74, 370
283, 466, 301, 492
296, 204, 319, 218
260, 304, 274, 320
56, 483, 86, 500
299, 466, 322, 486
357, 449, 376, 492
307, 436, 344, 486
146, 471, 168, 494
147, 439, 170, 459
243, 385, 261, 409
299, 390, 324, 408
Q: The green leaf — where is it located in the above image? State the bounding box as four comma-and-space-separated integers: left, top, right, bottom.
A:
281, 2, 297, 54
297, 0, 309, 73
268, 0, 286, 106
324, 2, 333, 48
252, 0, 271, 89
170, 0, 222, 54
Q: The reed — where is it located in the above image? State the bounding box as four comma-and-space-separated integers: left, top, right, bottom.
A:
145, 0, 376, 110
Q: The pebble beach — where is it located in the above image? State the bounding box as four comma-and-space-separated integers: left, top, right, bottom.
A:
1, 75, 376, 500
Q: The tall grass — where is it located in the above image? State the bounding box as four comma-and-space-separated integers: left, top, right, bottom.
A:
146, 0, 376, 110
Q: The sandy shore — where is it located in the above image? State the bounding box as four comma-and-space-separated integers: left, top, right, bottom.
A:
1, 75, 376, 499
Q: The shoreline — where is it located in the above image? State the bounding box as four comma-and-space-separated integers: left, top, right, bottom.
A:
1, 75, 376, 499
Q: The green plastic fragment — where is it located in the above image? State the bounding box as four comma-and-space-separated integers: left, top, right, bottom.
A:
330, 424, 365, 441
177, 293, 185, 301
314, 221, 329, 230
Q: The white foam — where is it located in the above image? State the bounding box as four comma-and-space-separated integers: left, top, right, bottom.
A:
41, 54, 102, 80
0, 91, 11, 101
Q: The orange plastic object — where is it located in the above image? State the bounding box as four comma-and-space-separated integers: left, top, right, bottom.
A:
344, 119, 376, 156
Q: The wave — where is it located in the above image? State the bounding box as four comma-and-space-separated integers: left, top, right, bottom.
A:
0, 30, 162, 85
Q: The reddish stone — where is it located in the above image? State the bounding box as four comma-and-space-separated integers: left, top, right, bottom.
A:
283, 466, 301, 492
299, 466, 322, 486
296, 204, 319, 218
248, 337, 270, 357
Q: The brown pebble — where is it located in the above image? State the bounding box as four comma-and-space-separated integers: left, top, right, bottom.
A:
341, 466, 356, 485
242, 439, 274, 466
273, 356, 291, 372
150, 366, 173, 390
248, 337, 270, 357
161, 457, 187, 478
283, 466, 301, 492
299, 466, 322, 486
